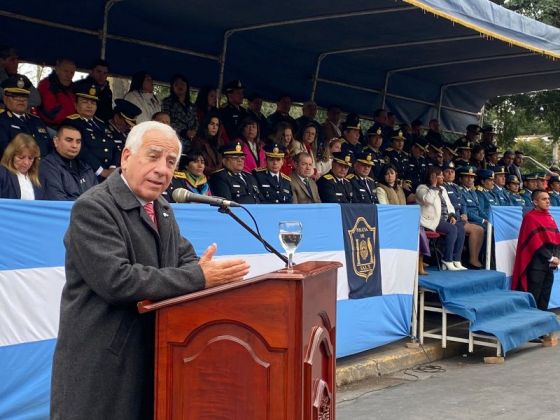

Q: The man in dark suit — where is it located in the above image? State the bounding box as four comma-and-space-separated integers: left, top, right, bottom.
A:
291, 151, 321, 203
347, 150, 378, 203
50, 121, 249, 419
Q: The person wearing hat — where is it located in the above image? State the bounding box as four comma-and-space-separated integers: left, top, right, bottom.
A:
476, 169, 498, 217
536, 173, 547, 191
0, 75, 52, 157
363, 125, 383, 177
505, 175, 525, 206
340, 115, 363, 156
491, 166, 510, 206
485, 146, 500, 172
209, 142, 262, 204
426, 143, 444, 169
458, 166, 489, 225
453, 140, 472, 168
253, 143, 293, 204
166, 149, 211, 202
443, 162, 485, 268
521, 173, 539, 206
404, 138, 428, 192
442, 143, 457, 165
454, 124, 480, 149
347, 150, 378, 203
479, 124, 496, 152
0, 46, 41, 107
220, 79, 248, 141
107, 99, 142, 160
291, 151, 321, 204
63, 80, 119, 181
383, 130, 409, 180
548, 175, 560, 206
316, 151, 354, 203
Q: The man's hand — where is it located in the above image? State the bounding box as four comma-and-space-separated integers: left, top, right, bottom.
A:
198, 243, 250, 288
460, 214, 468, 223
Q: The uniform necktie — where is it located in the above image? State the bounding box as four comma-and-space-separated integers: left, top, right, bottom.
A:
143, 202, 157, 228
237, 173, 246, 184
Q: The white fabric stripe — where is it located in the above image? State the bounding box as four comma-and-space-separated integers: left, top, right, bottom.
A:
380, 249, 418, 295
1, 249, 416, 347
0, 267, 65, 346
495, 239, 517, 277
216, 251, 349, 299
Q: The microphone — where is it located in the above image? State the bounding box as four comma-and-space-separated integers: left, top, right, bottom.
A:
172, 188, 240, 208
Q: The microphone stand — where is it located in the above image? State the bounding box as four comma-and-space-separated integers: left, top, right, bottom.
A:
217, 206, 289, 266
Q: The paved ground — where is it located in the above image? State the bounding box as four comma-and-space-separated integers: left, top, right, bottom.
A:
336, 341, 560, 419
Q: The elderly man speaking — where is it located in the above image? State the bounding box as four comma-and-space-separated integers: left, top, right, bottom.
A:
50, 121, 249, 419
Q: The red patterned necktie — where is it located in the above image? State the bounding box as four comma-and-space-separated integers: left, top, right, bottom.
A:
143, 202, 157, 228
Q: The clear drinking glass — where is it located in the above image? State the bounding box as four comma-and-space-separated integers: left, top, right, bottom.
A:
278, 221, 303, 270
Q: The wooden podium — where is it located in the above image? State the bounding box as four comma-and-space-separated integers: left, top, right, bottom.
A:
138, 260, 341, 420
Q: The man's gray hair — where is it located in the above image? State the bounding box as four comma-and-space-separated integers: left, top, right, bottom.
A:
124, 121, 182, 157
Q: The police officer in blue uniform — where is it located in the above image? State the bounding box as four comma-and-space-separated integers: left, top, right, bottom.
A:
405, 138, 428, 191
457, 166, 489, 227
106, 99, 141, 161
63, 81, 119, 181
442, 161, 465, 215
364, 125, 384, 180
548, 175, 560, 206
384, 129, 409, 177
476, 169, 498, 217
453, 141, 472, 168
209, 142, 262, 204
520, 173, 538, 206
252, 143, 293, 204
316, 151, 354, 203
505, 175, 525, 206
340, 117, 363, 156
485, 146, 500, 172
491, 165, 511, 206
347, 150, 378, 203
0, 75, 52, 157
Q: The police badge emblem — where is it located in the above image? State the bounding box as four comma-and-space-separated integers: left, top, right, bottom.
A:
347, 216, 376, 280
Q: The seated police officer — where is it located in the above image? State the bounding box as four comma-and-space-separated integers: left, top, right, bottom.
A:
253, 143, 293, 204
521, 173, 538, 206
405, 138, 428, 191
548, 176, 560, 206
363, 125, 384, 180
0, 75, 52, 157
347, 150, 378, 203
340, 116, 363, 156
209, 142, 262, 204
505, 174, 525, 206
491, 166, 510, 206
63, 81, 118, 181
457, 166, 489, 228
476, 169, 498, 217
107, 99, 141, 161
316, 151, 354, 203
383, 130, 409, 177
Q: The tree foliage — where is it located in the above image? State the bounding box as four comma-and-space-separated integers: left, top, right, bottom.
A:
484, 1, 560, 164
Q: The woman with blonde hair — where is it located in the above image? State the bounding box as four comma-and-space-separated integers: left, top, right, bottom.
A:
272, 122, 304, 176
316, 137, 342, 178
0, 133, 45, 199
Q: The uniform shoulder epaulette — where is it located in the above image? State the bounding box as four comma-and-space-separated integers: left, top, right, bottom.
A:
28, 113, 41, 119
323, 174, 334, 181
280, 173, 291, 181
475, 186, 484, 192
211, 168, 225, 174
519, 189, 525, 194
242, 170, 253, 175
366, 176, 374, 181
385, 147, 394, 152
255, 167, 267, 172
0, 109, 5, 115
346, 173, 355, 180
66, 114, 81, 120
173, 171, 187, 179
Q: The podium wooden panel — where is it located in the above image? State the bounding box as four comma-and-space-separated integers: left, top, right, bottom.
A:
138, 260, 341, 420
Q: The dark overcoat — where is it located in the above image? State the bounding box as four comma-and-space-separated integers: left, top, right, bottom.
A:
50, 171, 205, 419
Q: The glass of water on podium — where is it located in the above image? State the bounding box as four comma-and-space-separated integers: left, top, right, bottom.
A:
278, 221, 303, 271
